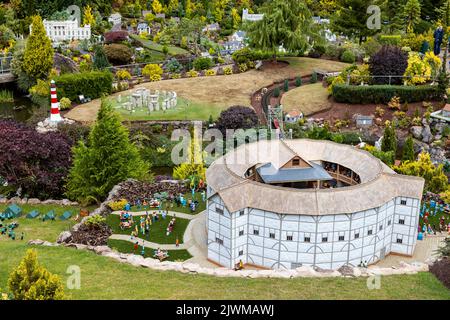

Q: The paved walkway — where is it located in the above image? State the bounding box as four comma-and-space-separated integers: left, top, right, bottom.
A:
375, 234, 447, 267
109, 210, 215, 266
111, 210, 197, 220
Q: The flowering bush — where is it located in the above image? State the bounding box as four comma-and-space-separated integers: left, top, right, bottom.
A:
170, 73, 181, 79
388, 96, 401, 110
205, 69, 216, 76
142, 64, 163, 81
423, 51, 442, 80
238, 63, 248, 73
115, 69, 132, 81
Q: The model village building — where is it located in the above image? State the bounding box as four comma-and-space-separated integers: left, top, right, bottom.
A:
206, 139, 424, 270
42, 19, 91, 42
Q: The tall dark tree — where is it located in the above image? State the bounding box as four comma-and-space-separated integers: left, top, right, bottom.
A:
245, 0, 323, 60
331, 0, 377, 43
216, 106, 259, 135
92, 45, 110, 70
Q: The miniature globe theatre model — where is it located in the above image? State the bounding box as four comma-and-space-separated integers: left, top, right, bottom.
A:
206, 139, 425, 270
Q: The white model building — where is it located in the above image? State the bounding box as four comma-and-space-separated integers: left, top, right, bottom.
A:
42, 19, 91, 42
108, 13, 122, 26
242, 9, 264, 22
206, 139, 424, 270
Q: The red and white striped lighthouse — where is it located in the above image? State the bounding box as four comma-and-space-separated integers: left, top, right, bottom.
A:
50, 80, 62, 122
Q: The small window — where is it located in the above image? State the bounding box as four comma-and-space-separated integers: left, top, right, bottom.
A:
304, 237, 311, 243
238, 250, 244, 256
388, 220, 392, 226
368, 229, 373, 236
379, 225, 383, 231
215, 207, 224, 215
322, 237, 328, 243
292, 159, 300, 166
399, 219, 405, 225
239, 210, 245, 216
338, 235, 345, 241
400, 200, 407, 205
253, 229, 259, 236
354, 233, 360, 239
269, 233, 275, 239
239, 230, 244, 236
287, 235, 293, 241
216, 237, 223, 245
396, 238, 403, 244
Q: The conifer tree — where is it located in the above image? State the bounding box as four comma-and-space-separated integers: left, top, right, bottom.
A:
66, 100, 149, 205
402, 135, 415, 162
93, 45, 110, 70
403, 0, 421, 33
8, 249, 65, 300
22, 15, 54, 82
83, 5, 96, 27
381, 121, 397, 154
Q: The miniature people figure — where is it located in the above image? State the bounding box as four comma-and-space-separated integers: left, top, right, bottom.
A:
20, 232, 24, 240
176, 236, 179, 247
134, 241, 139, 253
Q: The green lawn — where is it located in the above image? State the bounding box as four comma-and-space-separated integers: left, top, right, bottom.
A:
1, 203, 449, 300
105, 213, 189, 244
111, 96, 225, 121
131, 34, 189, 56
107, 239, 192, 262
1, 243, 449, 300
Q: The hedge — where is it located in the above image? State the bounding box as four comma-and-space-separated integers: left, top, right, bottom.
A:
332, 84, 439, 104
55, 71, 113, 101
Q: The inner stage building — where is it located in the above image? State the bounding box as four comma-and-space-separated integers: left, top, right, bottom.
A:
206, 139, 424, 270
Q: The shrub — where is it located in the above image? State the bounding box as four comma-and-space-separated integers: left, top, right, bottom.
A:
142, 64, 163, 81
430, 258, 450, 290
29, 79, 50, 107
388, 96, 401, 110
404, 52, 431, 85
103, 44, 133, 65
379, 35, 401, 46
238, 63, 248, 73
223, 66, 233, 75
216, 106, 259, 134
310, 71, 318, 83
0, 120, 72, 199
104, 31, 129, 44
85, 215, 107, 227
187, 70, 199, 77
232, 47, 256, 64
340, 50, 356, 63
59, 97, 71, 110
115, 69, 132, 81
362, 37, 382, 57
193, 57, 213, 71
375, 106, 385, 117
206, 69, 216, 76
332, 84, 439, 104
170, 73, 181, 79
369, 46, 408, 84
8, 249, 65, 300
273, 87, 281, 97
55, 71, 113, 101
164, 58, 183, 73
325, 43, 344, 60
295, 76, 302, 87
349, 64, 370, 85
284, 79, 289, 92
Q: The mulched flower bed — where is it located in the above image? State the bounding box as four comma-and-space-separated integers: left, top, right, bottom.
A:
111, 180, 189, 204
67, 223, 113, 246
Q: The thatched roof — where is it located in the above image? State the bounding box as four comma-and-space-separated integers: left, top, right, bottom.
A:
206, 139, 424, 215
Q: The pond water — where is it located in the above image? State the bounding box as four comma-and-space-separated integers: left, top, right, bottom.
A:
0, 84, 39, 123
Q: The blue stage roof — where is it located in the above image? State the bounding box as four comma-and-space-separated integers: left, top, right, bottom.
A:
257, 162, 332, 184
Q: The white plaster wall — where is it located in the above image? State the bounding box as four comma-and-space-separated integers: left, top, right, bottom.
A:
207, 196, 420, 270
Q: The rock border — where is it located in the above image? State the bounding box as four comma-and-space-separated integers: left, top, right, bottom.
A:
0, 197, 78, 206
29, 239, 430, 279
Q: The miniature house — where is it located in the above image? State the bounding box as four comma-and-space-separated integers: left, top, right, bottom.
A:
284, 110, 303, 123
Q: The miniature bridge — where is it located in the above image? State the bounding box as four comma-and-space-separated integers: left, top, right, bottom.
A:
0, 55, 15, 84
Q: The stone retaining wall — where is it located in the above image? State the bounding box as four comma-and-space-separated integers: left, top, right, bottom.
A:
29, 239, 431, 279
0, 197, 78, 206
